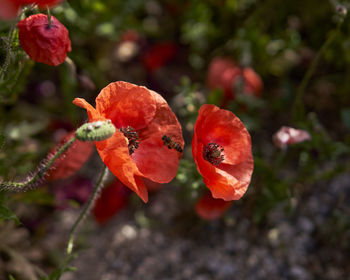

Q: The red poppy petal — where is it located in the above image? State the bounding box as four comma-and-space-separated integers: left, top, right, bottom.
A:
132, 90, 183, 182
47, 132, 94, 181
195, 192, 233, 220
138, 90, 184, 147
197, 105, 251, 165
95, 81, 157, 130
95, 131, 148, 203
93, 179, 130, 224
131, 134, 180, 183
72, 98, 103, 121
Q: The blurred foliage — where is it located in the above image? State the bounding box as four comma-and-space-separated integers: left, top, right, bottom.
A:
1, 0, 350, 278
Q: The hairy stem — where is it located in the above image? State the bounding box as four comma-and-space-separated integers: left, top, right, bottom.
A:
66, 165, 108, 255
0, 136, 77, 191
0, 25, 16, 80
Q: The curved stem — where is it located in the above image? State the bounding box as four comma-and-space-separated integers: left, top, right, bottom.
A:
66, 165, 108, 255
292, 21, 342, 123
0, 136, 77, 191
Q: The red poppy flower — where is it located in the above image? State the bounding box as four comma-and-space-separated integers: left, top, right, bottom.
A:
46, 131, 94, 181
93, 179, 131, 224
192, 104, 253, 201
195, 192, 233, 220
21, 0, 62, 8
141, 42, 177, 73
17, 13, 71, 66
207, 57, 263, 101
273, 126, 311, 149
73, 81, 184, 203
0, 0, 62, 20
0, 0, 20, 20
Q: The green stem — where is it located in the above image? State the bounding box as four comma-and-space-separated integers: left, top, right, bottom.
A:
66, 165, 108, 255
292, 21, 343, 123
47, 7, 52, 27
0, 136, 77, 191
0, 25, 16, 80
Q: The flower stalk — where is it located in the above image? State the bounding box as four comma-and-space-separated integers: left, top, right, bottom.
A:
0, 136, 77, 191
66, 166, 109, 255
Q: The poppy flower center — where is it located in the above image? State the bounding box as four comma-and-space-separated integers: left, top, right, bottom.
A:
162, 135, 183, 153
120, 126, 139, 155
203, 143, 224, 166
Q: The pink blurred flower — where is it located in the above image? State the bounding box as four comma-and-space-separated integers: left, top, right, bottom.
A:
273, 126, 311, 149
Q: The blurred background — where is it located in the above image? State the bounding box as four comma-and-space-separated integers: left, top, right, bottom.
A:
1, 0, 350, 279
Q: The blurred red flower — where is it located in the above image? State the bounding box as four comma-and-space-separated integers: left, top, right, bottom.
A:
0, 0, 62, 20
93, 179, 131, 225
0, 0, 20, 20
192, 104, 253, 201
17, 13, 71, 66
73, 81, 184, 203
141, 42, 177, 73
47, 131, 94, 181
273, 126, 311, 149
195, 192, 233, 220
207, 57, 263, 102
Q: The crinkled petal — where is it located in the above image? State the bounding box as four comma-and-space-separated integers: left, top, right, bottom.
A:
132, 90, 183, 183
95, 81, 156, 130
95, 131, 148, 203
196, 104, 251, 165
131, 133, 181, 183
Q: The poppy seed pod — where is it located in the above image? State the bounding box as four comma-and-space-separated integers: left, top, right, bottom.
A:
17, 13, 71, 66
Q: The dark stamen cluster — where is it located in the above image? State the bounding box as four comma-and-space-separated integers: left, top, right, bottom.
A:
162, 135, 183, 153
203, 143, 224, 166
120, 126, 139, 155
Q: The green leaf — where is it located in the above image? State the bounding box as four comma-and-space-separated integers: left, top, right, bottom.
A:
8, 275, 16, 280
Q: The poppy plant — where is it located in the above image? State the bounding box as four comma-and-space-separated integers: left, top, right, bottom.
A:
192, 104, 253, 201
73, 81, 184, 203
17, 13, 71, 66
